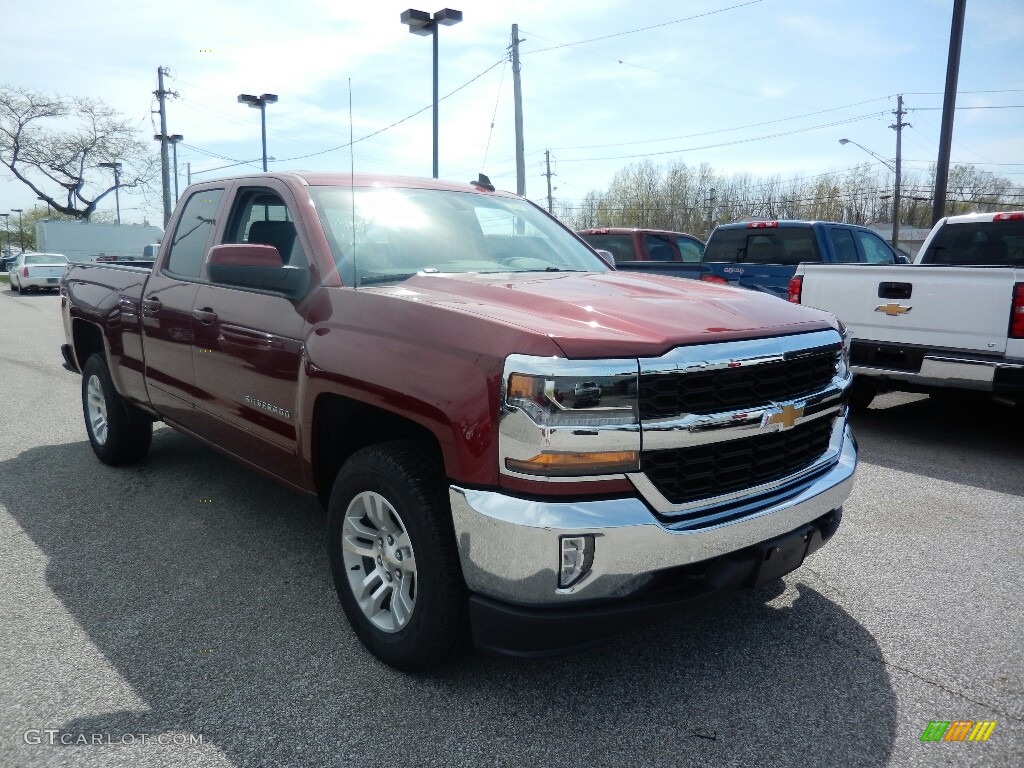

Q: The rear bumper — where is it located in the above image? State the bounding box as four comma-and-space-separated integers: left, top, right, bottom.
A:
852, 351, 1024, 395
17, 276, 63, 289
470, 509, 842, 656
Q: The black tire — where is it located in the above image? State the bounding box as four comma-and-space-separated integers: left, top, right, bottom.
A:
10, 278, 18, 292
82, 354, 153, 465
327, 441, 469, 672
849, 377, 877, 412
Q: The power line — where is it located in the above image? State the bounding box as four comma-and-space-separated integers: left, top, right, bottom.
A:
273, 57, 506, 164
523, 1, 764, 54
556, 111, 888, 163
548, 97, 893, 151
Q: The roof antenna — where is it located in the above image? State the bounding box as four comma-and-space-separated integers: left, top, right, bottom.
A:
472, 173, 495, 192
349, 78, 358, 287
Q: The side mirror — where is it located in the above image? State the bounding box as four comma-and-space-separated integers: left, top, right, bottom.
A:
595, 249, 616, 268
207, 244, 308, 297
896, 254, 910, 265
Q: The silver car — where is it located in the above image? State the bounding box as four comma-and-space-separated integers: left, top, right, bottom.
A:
9, 253, 69, 292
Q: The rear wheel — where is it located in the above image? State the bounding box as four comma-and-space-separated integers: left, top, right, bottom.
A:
10, 277, 18, 292
82, 354, 153, 465
327, 441, 468, 671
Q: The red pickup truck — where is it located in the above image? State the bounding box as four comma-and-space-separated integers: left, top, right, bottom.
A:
61, 173, 857, 670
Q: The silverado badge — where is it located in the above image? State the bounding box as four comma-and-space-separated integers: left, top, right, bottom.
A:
875, 303, 912, 316
762, 403, 803, 431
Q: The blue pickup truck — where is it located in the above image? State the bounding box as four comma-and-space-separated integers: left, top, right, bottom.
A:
611, 220, 905, 299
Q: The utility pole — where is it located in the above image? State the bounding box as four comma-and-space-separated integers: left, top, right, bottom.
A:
707, 188, 716, 237
890, 94, 909, 253
511, 24, 525, 197
933, 0, 966, 225
543, 150, 555, 213
155, 67, 173, 226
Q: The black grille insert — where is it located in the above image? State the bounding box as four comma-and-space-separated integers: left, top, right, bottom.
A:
639, 349, 838, 419
641, 416, 835, 506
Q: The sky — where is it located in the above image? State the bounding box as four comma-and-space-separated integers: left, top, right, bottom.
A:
2, 0, 1022, 228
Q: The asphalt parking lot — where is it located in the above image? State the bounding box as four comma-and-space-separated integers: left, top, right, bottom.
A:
1, 287, 1021, 768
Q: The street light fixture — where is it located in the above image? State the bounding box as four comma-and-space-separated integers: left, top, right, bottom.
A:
839, 138, 902, 251
401, 8, 463, 179
98, 161, 123, 225
11, 209, 25, 252
237, 93, 278, 172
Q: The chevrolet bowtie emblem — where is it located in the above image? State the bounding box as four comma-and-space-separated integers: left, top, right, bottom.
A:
875, 303, 912, 316
762, 404, 803, 430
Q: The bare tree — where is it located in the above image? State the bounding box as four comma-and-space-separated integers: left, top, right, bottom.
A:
0, 86, 157, 220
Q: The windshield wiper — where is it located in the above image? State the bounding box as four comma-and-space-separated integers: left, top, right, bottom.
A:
355, 273, 418, 286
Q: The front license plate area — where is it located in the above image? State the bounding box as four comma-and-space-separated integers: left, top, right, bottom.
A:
753, 526, 812, 586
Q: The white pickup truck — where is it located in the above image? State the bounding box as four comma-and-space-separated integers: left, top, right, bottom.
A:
788, 210, 1024, 408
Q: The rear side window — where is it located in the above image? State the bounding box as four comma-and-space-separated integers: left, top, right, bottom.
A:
165, 189, 223, 279
855, 231, 897, 264
676, 237, 704, 263
704, 227, 820, 265
828, 229, 858, 263
578, 234, 636, 263
922, 220, 1024, 265
643, 234, 675, 261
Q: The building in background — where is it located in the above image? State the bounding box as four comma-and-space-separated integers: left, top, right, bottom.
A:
35, 220, 163, 263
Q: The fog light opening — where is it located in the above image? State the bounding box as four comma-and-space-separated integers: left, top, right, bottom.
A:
559, 535, 595, 589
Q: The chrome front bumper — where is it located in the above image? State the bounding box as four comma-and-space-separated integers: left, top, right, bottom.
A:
450, 424, 857, 606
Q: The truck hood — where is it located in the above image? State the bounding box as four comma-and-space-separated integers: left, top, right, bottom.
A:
380, 271, 837, 358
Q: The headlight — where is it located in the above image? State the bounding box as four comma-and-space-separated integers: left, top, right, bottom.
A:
500, 356, 640, 479
506, 372, 637, 426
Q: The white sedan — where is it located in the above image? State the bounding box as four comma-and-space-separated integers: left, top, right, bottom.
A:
9, 253, 69, 292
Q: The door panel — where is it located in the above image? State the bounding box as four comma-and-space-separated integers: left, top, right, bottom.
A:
190, 284, 305, 483
141, 274, 201, 427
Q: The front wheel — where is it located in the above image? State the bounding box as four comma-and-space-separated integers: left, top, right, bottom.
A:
327, 441, 468, 671
10, 277, 18, 292
82, 354, 153, 465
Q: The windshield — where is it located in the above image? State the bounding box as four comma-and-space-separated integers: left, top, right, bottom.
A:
25, 254, 68, 265
309, 186, 609, 286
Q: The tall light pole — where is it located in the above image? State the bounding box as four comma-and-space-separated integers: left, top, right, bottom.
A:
839, 138, 902, 249
98, 162, 122, 224
401, 8, 463, 179
237, 93, 278, 172
11, 209, 24, 252
0, 213, 8, 257
37, 197, 52, 216
167, 135, 184, 200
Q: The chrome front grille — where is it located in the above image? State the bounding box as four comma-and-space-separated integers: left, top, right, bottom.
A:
640, 415, 836, 506
638, 347, 839, 419
630, 329, 851, 522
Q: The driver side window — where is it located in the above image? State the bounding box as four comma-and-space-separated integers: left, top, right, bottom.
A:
223, 189, 308, 270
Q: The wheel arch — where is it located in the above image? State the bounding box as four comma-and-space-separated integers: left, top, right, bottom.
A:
312, 392, 447, 506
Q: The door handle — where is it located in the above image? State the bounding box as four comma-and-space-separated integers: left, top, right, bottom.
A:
142, 297, 162, 312
878, 282, 912, 300
192, 307, 218, 324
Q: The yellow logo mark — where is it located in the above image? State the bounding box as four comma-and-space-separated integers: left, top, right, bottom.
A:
875, 303, 911, 316
763, 404, 804, 430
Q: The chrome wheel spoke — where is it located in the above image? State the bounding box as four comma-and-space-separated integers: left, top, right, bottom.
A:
86, 376, 109, 444
342, 491, 417, 633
